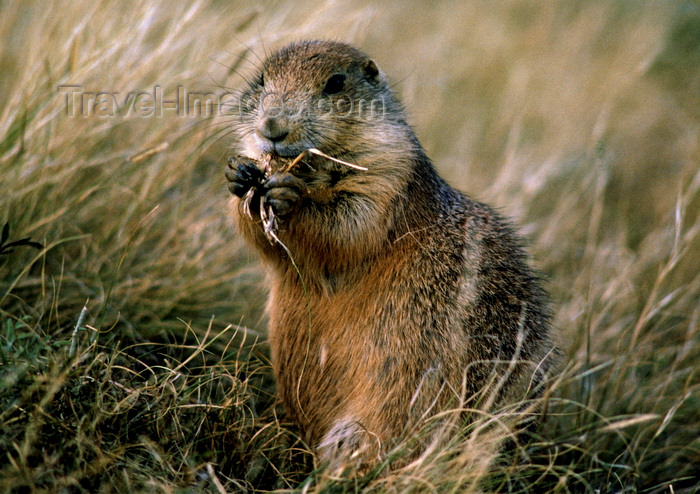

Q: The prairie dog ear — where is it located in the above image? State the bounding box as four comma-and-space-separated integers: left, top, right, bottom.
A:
363, 59, 380, 80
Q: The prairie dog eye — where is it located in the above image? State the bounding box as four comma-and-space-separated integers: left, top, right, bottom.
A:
322, 74, 346, 95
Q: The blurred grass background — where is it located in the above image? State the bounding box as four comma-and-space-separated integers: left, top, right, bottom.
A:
0, 0, 698, 492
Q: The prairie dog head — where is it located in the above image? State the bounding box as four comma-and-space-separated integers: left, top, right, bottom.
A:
234, 40, 412, 173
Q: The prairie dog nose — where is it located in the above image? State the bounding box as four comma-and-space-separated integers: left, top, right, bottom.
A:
257, 116, 289, 142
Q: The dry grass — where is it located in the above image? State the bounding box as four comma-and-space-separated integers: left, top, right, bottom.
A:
0, 0, 698, 492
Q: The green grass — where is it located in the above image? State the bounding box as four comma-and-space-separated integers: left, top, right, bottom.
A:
1, 0, 698, 492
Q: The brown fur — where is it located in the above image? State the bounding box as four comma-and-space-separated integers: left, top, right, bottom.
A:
226, 40, 555, 465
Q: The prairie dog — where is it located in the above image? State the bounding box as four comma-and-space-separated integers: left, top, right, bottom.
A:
225, 40, 555, 465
